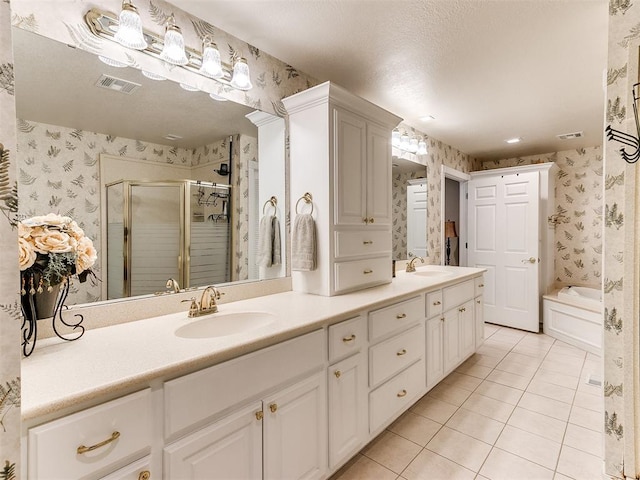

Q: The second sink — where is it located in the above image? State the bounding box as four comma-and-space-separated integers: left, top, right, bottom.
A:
175, 311, 276, 339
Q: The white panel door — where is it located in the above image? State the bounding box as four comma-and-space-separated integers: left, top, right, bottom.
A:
468, 172, 540, 332
407, 182, 428, 258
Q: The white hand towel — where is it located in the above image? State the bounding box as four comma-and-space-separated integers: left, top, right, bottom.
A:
257, 215, 274, 267
292, 213, 316, 271
272, 216, 281, 266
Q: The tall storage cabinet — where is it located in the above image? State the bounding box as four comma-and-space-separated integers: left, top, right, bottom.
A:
283, 82, 402, 296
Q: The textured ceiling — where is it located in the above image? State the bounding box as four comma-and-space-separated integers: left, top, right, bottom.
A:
172, 0, 608, 161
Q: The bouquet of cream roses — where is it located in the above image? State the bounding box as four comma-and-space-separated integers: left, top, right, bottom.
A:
18, 213, 97, 294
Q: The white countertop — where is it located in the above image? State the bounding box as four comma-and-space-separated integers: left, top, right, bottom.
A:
21, 266, 484, 421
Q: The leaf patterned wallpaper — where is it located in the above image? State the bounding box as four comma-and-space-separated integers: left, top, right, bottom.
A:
391, 122, 479, 264
16, 119, 250, 305
481, 146, 603, 288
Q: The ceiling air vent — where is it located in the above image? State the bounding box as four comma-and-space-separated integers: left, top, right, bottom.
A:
557, 131, 583, 140
95, 74, 141, 94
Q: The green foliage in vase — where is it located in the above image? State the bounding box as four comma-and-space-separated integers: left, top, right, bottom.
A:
0, 461, 16, 480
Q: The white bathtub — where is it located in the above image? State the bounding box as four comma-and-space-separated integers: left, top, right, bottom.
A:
543, 286, 603, 356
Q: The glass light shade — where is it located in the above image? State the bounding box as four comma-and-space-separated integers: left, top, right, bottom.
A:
409, 137, 419, 153
199, 43, 224, 79
141, 70, 166, 81
417, 139, 428, 155
392, 129, 401, 147
209, 93, 228, 102
179, 83, 199, 92
114, 2, 147, 50
230, 58, 252, 90
400, 133, 410, 151
160, 25, 188, 65
98, 55, 128, 68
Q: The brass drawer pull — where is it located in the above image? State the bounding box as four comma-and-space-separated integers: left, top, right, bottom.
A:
138, 471, 151, 480
363, 269, 373, 274
256, 410, 264, 420
396, 313, 407, 319
397, 389, 407, 398
77, 431, 120, 455
269, 403, 278, 413
342, 334, 356, 343
334, 370, 341, 378
478, 283, 484, 287
363, 240, 373, 245
433, 300, 441, 306
397, 349, 407, 356
459, 307, 466, 312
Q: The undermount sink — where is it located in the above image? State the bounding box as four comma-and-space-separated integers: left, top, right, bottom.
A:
175, 311, 277, 339
413, 268, 454, 278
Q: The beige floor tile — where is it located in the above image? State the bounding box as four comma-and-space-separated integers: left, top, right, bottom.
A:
511, 343, 552, 358
482, 339, 515, 352
362, 431, 422, 474
475, 380, 523, 405
427, 383, 473, 407
526, 378, 576, 404
550, 343, 587, 359
573, 390, 603, 413
388, 410, 442, 447
553, 473, 574, 480
410, 395, 458, 424
563, 423, 602, 457
402, 449, 476, 480
517, 392, 571, 421
569, 405, 603, 432
492, 328, 526, 340
539, 359, 583, 377
504, 351, 545, 367
507, 407, 567, 443
577, 378, 603, 395
330, 454, 397, 480
534, 369, 580, 389
485, 369, 531, 390
445, 408, 505, 444
556, 445, 603, 480
520, 332, 556, 346
440, 371, 483, 392
494, 359, 538, 378
484, 323, 501, 336
455, 362, 493, 379
473, 353, 502, 369
476, 345, 510, 360
479, 448, 554, 480
461, 392, 515, 423
425, 426, 492, 472
495, 425, 562, 470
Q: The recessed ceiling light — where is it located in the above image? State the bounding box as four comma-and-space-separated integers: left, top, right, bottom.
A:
164, 134, 183, 141
420, 115, 435, 122
505, 137, 522, 144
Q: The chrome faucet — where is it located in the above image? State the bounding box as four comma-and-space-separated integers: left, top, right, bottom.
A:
405, 256, 425, 273
166, 278, 181, 293
182, 285, 223, 318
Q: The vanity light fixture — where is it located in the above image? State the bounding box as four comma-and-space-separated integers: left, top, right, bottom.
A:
392, 129, 401, 147
417, 138, 428, 155
230, 58, 253, 91
98, 55, 128, 68
209, 93, 228, 102
409, 137, 419, 153
400, 132, 411, 151
393, 129, 428, 156
505, 137, 522, 144
179, 83, 199, 92
160, 14, 189, 66
113, 0, 147, 50
85, 8, 253, 92
199, 36, 224, 79
141, 70, 166, 81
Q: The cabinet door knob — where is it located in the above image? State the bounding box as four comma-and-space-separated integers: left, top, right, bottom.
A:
77, 431, 120, 455
256, 411, 264, 420
433, 301, 441, 306
363, 269, 373, 274
138, 471, 151, 480
477, 300, 481, 304
478, 283, 484, 287
441, 317, 445, 322
342, 334, 356, 343
396, 313, 407, 319
363, 218, 369, 224
369, 217, 375, 224
397, 349, 407, 356
459, 307, 466, 312
363, 240, 373, 245
269, 403, 278, 413
397, 389, 407, 398
334, 370, 341, 378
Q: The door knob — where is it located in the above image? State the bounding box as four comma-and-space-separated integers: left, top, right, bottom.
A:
522, 257, 537, 264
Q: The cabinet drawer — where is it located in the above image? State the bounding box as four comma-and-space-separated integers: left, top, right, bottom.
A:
99, 455, 151, 480
329, 316, 367, 363
369, 359, 425, 433
164, 329, 325, 440
28, 389, 152, 480
334, 230, 391, 259
369, 323, 425, 387
369, 295, 424, 341
426, 290, 443, 319
334, 256, 391, 293
443, 279, 474, 310
474, 276, 485, 297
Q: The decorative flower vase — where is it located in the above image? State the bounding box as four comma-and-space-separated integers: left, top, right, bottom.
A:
21, 283, 61, 322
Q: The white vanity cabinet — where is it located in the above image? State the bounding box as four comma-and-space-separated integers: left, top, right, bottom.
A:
475, 276, 485, 347
327, 316, 368, 470
283, 81, 402, 296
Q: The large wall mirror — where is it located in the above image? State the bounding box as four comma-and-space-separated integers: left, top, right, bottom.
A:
392, 152, 427, 261
13, 27, 286, 306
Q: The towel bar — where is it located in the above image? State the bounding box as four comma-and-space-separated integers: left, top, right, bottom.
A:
295, 192, 314, 215
263, 196, 278, 215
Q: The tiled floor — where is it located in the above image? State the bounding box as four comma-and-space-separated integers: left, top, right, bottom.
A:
332, 324, 604, 480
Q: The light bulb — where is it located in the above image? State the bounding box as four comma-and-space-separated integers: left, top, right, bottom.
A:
400, 132, 410, 151
199, 38, 224, 79
209, 93, 228, 102
409, 137, 419, 153
141, 70, 166, 81
114, 1, 147, 50
160, 15, 188, 66
179, 83, 199, 92
417, 138, 428, 155
392, 129, 401, 147
230, 58, 252, 90
98, 55, 128, 68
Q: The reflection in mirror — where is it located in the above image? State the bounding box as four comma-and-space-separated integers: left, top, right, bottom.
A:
392, 153, 427, 260
13, 27, 285, 306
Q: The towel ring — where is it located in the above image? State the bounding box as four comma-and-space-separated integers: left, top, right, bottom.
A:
295, 192, 314, 215
263, 196, 277, 215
